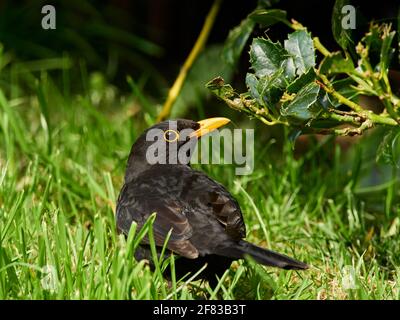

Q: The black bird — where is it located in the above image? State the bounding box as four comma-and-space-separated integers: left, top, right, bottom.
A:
116, 118, 308, 285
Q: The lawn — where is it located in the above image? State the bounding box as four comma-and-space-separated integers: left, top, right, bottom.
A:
0, 57, 399, 299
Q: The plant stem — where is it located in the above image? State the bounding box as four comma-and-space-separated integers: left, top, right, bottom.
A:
317, 75, 398, 126
313, 37, 331, 57
326, 111, 361, 125
365, 111, 398, 126
238, 98, 288, 126
362, 58, 399, 122
317, 75, 363, 112
157, 0, 222, 122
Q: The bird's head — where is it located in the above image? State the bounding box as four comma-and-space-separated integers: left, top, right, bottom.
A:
124, 117, 230, 182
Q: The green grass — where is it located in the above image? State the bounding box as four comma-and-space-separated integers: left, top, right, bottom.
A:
0, 56, 399, 300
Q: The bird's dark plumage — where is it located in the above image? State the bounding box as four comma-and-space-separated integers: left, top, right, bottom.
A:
116, 118, 308, 285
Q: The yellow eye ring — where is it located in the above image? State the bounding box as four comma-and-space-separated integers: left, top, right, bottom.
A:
163, 129, 180, 142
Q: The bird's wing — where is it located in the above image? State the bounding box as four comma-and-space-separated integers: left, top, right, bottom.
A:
180, 170, 247, 241
207, 189, 246, 240
116, 181, 199, 259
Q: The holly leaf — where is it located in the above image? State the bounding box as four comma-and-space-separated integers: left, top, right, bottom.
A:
281, 82, 321, 121
249, 9, 288, 27
283, 56, 296, 81
287, 67, 316, 94
246, 73, 261, 102
284, 30, 315, 76
206, 76, 235, 99
362, 23, 395, 73
332, 0, 354, 51
206, 77, 251, 112
223, 18, 256, 66
326, 78, 359, 107
250, 38, 288, 78
362, 23, 382, 51
257, 69, 286, 106
319, 52, 354, 75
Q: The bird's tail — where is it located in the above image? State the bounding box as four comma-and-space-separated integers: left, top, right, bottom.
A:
218, 240, 308, 270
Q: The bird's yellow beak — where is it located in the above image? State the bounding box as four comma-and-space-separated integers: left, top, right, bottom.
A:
190, 117, 231, 138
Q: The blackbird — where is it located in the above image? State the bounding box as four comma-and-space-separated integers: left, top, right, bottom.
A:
116, 118, 308, 285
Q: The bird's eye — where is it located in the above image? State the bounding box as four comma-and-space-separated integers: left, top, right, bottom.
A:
163, 129, 180, 142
